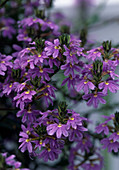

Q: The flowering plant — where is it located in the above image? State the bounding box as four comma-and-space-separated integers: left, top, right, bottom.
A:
0, 0, 119, 169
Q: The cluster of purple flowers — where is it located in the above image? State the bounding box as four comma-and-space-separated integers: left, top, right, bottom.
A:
17, 17, 59, 42
1, 152, 29, 170
18, 107, 87, 161
68, 134, 103, 170
1, 18, 119, 168
0, 8, 16, 39
78, 46, 119, 108
95, 113, 119, 153
2, 0, 119, 169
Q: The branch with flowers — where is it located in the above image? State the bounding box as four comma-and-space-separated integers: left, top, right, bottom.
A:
0, 0, 119, 170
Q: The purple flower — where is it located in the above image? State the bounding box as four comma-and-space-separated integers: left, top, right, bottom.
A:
46, 56, 61, 68
0, 17, 16, 39
42, 20, 59, 34
21, 124, 33, 134
45, 39, 61, 58
12, 44, 22, 57
14, 81, 28, 93
23, 1, 39, 16
76, 79, 95, 94
2, 83, 14, 95
99, 80, 119, 94
61, 63, 81, 78
17, 47, 47, 67
103, 59, 117, 72
28, 67, 54, 82
0, 53, 13, 76
17, 17, 59, 40
14, 90, 36, 101
69, 38, 84, 57
33, 51, 48, 64
63, 45, 78, 64
101, 138, 119, 152
109, 70, 119, 79
81, 162, 102, 170
19, 131, 33, 153
66, 113, 83, 129
109, 132, 119, 142
38, 147, 62, 161
34, 139, 45, 150
43, 92, 54, 106
17, 109, 40, 123
68, 126, 87, 141
101, 114, 115, 123
14, 90, 36, 110
44, 137, 65, 149
83, 92, 106, 108
81, 63, 93, 75
95, 123, 109, 135
76, 134, 92, 153
61, 74, 79, 89
47, 123, 68, 138
86, 48, 101, 61
5, 154, 16, 165
2, 152, 30, 170
17, 33, 32, 42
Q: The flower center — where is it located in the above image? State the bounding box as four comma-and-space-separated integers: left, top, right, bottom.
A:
54, 46, 59, 49
105, 82, 109, 85
9, 84, 12, 88
47, 148, 51, 152
25, 90, 30, 94
45, 93, 48, 96
27, 110, 32, 113
105, 59, 108, 63
84, 81, 88, 84
26, 130, 30, 135
58, 123, 62, 127
38, 54, 41, 57
110, 139, 113, 143
24, 72, 28, 75
26, 139, 30, 142
70, 53, 73, 56
40, 140, 43, 145
27, 59, 30, 63
102, 124, 106, 127
24, 37, 28, 40
82, 140, 86, 144
94, 94, 97, 97
39, 68, 43, 73
69, 117, 74, 120
69, 74, 73, 80
91, 163, 94, 167
1, 61, 5, 63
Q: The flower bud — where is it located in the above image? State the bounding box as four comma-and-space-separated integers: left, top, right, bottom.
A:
102, 40, 111, 53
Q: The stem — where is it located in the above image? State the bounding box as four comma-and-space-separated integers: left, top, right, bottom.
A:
75, 158, 88, 168
48, 111, 59, 119
30, 137, 39, 141
36, 85, 48, 93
